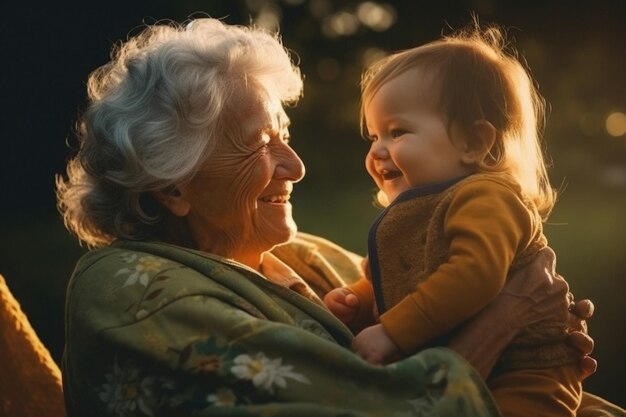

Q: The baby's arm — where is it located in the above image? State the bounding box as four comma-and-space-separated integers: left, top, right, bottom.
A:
380, 179, 533, 355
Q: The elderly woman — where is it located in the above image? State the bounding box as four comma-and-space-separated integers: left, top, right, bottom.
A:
57, 18, 610, 417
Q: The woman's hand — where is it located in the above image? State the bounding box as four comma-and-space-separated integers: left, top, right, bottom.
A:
324, 288, 360, 325
352, 324, 401, 365
568, 299, 597, 380
448, 246, 597, 379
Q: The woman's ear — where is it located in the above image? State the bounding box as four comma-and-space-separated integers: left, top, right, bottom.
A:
461, 120, 497, 164
152, 186, 191, 217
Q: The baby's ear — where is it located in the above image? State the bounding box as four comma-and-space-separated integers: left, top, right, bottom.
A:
461, 120, 496, 164
152, 186, 191, 217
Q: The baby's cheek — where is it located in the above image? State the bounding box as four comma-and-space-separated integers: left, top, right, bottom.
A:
364, 154, 377, 178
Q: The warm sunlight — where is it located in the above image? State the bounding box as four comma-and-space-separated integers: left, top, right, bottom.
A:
3, 1, 624, 412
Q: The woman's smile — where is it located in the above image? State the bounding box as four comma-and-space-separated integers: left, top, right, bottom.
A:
259, 193, 291, 205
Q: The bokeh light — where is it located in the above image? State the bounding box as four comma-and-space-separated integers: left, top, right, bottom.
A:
253, 4, 282, 32
361, 47, 387, 68
322, 11, 360, 37
605, 111, 626, 137
356, 2, 396, 32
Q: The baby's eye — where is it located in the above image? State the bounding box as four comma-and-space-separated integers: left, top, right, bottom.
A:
365, 134, 378, 142
390, 129, 407, 138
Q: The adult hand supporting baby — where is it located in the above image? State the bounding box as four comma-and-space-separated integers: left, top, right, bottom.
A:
448, 246, 595, 379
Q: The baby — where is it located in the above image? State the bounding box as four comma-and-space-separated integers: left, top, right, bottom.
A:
324, 23, 582, 417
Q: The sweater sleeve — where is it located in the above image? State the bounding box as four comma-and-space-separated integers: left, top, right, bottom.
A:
380, 179, 535, 353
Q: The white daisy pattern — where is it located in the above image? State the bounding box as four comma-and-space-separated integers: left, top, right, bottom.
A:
120, 253, 138, 263
116, 256, 165, 287
230, 352, 310, 394
97, 361, 156, 417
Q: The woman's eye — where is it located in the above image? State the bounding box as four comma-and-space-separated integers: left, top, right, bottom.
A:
255, 141, 270, 152
255, 132, 272, 149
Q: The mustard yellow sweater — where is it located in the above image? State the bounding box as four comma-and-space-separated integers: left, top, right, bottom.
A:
349, 173, 577, 370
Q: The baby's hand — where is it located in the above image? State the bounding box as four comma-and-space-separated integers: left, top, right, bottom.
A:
323, 288, 359, 324
352, 324, 401, 365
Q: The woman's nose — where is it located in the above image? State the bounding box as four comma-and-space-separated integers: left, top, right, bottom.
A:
275, 144, 306, 182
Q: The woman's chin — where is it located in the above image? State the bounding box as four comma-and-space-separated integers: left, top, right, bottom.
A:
269, 221, 298, 247
252, 211, 298, 249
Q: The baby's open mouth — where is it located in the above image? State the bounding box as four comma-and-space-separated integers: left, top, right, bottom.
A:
381, 171, 402, 180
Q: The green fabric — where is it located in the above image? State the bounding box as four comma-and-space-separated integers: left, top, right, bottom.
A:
63, 239, 501, 417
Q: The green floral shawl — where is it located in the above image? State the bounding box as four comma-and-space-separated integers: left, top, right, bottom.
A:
62, 237, 501, 417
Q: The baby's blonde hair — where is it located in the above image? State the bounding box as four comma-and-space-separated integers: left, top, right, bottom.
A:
361, 22, 555, 218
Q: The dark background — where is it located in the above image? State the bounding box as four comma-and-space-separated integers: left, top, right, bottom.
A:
1, 0, 624, 406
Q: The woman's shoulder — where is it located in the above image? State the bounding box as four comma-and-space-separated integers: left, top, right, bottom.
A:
66, 241, 243, 320
72, 240, 234, 284
289, 232, 363, 265
70, 242, 186, 288
272, 232, 364, 288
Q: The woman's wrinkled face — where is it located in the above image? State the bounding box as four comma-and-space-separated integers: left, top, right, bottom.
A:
179, 88, 305, 267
